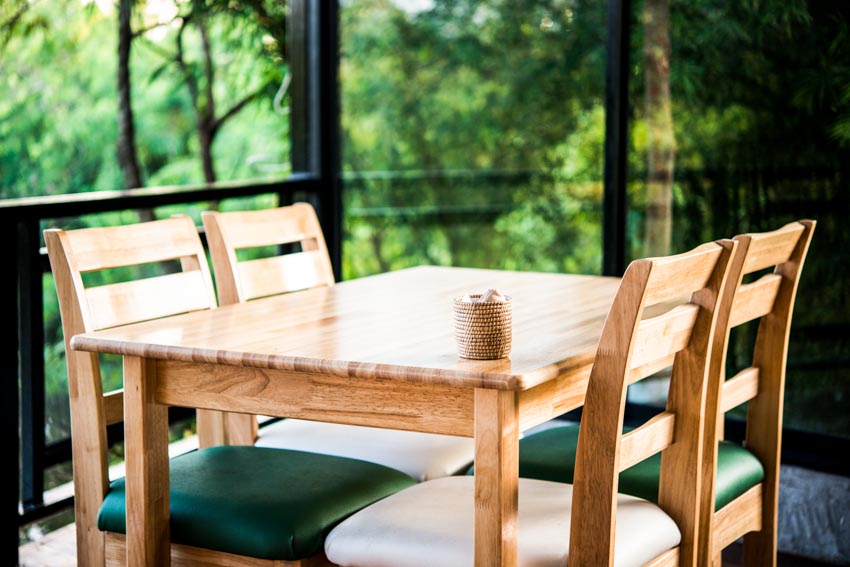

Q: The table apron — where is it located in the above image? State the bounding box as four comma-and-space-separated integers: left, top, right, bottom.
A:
151, 358, 594, 438
153, 359, 477, 437
517, 364, 593, 432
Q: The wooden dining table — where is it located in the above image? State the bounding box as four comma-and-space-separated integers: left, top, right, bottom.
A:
70, 265, 621, 567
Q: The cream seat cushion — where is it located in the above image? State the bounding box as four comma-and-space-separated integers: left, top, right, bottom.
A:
255, 419, 475, 482
324, 476, 681, 567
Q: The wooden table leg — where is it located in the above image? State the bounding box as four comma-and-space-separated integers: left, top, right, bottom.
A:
124, 356, 170, 567
474, 389, 519, 567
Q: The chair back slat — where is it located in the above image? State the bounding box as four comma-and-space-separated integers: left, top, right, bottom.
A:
64, 216, 208, 272
630, 304, 700, 370
629, 353, 676, 384
643, 243, 726, 306
86, 270, 216, 330
618, 411, 676, 472
712, 484, 764, 547
202, 202, 334, 304
740, 222, 806, 274
211, 203, 322, 248
238, 251, 335, 299
568, 238, 738, 566
719, 367, 760, 413
729, 274, 782, 327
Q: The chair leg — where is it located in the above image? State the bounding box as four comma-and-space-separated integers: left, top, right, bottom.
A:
742, 530, 777, 567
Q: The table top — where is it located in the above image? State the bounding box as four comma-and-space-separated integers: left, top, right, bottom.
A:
71, 266, 620, 391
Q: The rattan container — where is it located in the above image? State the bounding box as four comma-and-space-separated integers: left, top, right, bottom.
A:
452, 294, 512, 359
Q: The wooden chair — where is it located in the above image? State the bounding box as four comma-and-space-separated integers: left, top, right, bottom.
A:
201, 202, 476, 481
323, 239, 739, 566
44, 215, 416, 567
513, 220, 815, 567
699, 219, 816, 566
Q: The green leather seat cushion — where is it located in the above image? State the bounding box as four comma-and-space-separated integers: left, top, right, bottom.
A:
470, 424, 764, 511
98, 445, 416, 560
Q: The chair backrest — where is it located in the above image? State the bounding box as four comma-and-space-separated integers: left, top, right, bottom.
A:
569, 239, 738, 566
199, 202, 334, 445
201, 202, 334, 305
44, 216, 218, 567
699, 219, 816, 558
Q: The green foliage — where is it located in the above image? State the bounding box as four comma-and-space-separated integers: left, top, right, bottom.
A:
1, 0, 290, 200
1, 2, 118, 199
341, 0, 608, 279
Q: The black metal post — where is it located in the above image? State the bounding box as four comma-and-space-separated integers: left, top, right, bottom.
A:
288, 0, 341, 280
315, 0, 342, 281
288, 0, 314, 175
20, 220, 46, 514
3, 222, 21, 566
602, 0, 631, 277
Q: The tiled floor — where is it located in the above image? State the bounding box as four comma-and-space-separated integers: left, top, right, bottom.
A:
19, 522, 76, 567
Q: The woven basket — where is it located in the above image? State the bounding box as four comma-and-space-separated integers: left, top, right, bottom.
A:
452, 294, 512, 359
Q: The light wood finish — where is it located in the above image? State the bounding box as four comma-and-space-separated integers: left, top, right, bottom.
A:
729, 274, 782, 328
719, 367, 760, 413
201, 203, 336, 445
123, 356, 169, 567
568, 239, 737, 566
202, 202, 334, 305
711, 485, 764, 555
630, 353, 677, 383
45, 217, 310, 567
154, 360, 476, 437
43, 217, 231, 567
103, 390, 124, 426
644, 548, 681, 567
206, 202, 465, 449
699, 220, 816, 567
104, 533, 334, 567
516, 364, 592, 433
72, 267, 622, 390
618, 411, 676, 472
70, 265, 623, 567
85, 271, 215, 331
473, 389, 520, 566
631, 304, 700, 369
641, 244, 729, 305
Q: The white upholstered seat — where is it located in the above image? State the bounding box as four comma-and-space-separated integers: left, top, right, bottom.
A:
325, 476, 681, 567
256, 419, 474, 481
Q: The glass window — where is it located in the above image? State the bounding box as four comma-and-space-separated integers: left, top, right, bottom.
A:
340, 0, 608, 279
627, 0, 850, 439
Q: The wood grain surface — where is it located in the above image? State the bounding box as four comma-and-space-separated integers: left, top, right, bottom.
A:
72, 266, 621, 391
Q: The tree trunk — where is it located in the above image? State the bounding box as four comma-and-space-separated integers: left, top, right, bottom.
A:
197, 18, 217, 183
117, 0, 142, 189
117, 0, 155, 222
177, 11, 271, 188
643, 0, 675, 256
